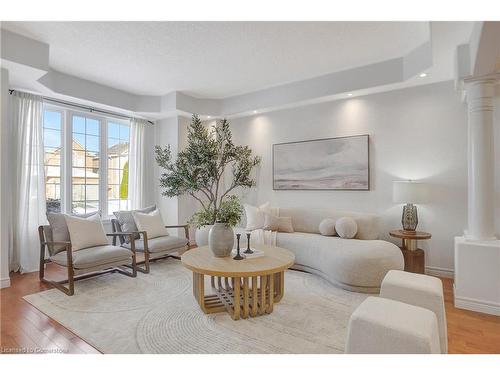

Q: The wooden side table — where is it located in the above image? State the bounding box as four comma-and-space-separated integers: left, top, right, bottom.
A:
389, 230, 431, 274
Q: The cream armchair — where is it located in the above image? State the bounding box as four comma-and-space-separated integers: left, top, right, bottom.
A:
38, 225, 137, 296
111, 208, 189, 273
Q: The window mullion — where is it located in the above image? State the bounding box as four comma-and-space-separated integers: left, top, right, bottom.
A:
64, 111, 73, 214
100, 118, 108, 217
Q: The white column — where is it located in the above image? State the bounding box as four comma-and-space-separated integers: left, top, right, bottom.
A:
465, 78, 497, 240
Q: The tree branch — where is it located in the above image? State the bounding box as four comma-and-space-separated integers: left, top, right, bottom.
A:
219, 182, 238, 207
198, 186, 213, 205
189, 192, 207, 211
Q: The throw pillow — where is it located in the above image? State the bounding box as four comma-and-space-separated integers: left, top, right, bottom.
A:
335, 217, 358, 239
262, 213, 294, 233
64, 213, 109, 251
132, 209, 169, 239
114, 205, 156, 243
319, 218, 336, 236
47, 211, 99, 252
244, 202, 271, 231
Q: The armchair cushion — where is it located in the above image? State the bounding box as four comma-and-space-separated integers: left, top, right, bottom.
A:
113, 205, 156, 243
132, 209, 169, 239
122, 235, 188, 253
50, 245, 132, 269
64, 213, 109, 251
46, 211, 98, 253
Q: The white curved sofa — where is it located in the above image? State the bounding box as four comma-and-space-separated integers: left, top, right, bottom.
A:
240, 207, 404, 293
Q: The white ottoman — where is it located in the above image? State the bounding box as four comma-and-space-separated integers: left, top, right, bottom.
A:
380, 270, 448, 353
345, 297, 440, 354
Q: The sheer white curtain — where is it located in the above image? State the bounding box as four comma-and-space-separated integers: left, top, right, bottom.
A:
129, 118, 148, 210
12, 92, 46, 273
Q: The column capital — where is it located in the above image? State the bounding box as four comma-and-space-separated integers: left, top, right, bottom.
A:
464, 75, 497, 113
463, 71, 500, 83
464, 74, 497, 90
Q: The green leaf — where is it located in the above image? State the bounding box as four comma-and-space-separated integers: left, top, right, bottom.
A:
120, 161, 128, 199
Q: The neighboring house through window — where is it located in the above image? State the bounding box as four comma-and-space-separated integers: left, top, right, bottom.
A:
43, 110, 63, 213
107, 121, 130, 214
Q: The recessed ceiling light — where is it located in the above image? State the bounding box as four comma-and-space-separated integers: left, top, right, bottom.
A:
253, 110, 257, 114
347, 93, 353, 97
207, 115, 211, 119
419, 73, 427, 78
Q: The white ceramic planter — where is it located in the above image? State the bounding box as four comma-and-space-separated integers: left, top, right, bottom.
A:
208, 223, 235, 257
195, 225, 213, 247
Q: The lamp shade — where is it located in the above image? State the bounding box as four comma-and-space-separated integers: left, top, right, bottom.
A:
393, 181, 429, 204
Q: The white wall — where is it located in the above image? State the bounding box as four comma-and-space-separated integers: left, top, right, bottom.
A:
495, 96, 500, 238
226, 81, 468, 275
1, 68, 11, 287
153, 117, 180, 227
177, 116, 199, 242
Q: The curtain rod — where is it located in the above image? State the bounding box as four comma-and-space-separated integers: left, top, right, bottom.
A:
8, 89, 155, 125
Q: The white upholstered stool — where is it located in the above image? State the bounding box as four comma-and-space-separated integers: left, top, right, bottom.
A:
345, 296, 440, 354
380, 270, 448, 353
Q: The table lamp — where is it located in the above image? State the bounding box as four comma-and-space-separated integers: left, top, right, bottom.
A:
393, 181, 429, 232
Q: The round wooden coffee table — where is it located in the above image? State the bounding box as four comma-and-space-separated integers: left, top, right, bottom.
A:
181, 245, 295, 320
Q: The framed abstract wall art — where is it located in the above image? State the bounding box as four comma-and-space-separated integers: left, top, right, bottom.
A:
273, 134, 369, 190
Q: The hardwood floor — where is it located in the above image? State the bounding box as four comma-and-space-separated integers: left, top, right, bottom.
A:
1, 263, 499, 354
1, 264, 99, 353
441, 278, 500, 354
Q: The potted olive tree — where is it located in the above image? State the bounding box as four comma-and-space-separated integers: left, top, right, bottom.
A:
155, 115, 260, 256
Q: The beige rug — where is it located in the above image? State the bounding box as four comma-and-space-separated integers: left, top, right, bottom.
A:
24, 258, 367, 354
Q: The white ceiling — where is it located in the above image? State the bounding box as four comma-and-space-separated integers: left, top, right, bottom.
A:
1, 21, 447, 98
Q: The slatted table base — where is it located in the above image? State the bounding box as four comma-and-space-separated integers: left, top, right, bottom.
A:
192, 272, 285, 320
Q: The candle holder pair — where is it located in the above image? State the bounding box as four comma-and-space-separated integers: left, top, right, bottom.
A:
233, 233, 253, 260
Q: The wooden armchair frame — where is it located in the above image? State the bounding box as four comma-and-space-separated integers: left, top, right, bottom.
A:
38, 226, 138, 296
111, 220, 190, 274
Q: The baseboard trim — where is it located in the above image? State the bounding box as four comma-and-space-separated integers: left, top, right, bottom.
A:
0, 277, 11, 289
454, 295, 500, 316
425, 266, 454, 278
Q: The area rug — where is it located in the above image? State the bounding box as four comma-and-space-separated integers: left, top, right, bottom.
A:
24, 258, 368, 353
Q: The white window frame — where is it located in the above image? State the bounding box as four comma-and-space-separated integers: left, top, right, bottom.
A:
105, 117, 131, 214
42, 103, 130, 219
42, 106, 66, 212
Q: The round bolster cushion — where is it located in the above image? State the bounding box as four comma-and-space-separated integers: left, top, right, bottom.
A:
319, 218, 336, 236
335, 217, 358, 239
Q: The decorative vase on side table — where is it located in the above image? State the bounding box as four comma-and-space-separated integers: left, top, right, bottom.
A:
208, 223, 234, 257
389, 230, 431, 274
